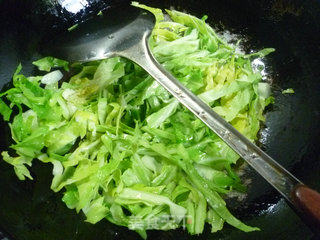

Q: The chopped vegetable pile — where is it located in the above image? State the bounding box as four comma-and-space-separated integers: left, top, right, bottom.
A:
0, 3, 275, 238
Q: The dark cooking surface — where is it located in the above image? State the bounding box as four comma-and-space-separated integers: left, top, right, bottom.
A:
0, 0, 319, 239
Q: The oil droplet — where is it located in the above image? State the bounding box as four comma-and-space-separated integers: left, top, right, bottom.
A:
248, 152, 260, 161
221, 130, 231, 139
198, 111, 207, 119
174, 88, 183, 96
252, 58, 267, 79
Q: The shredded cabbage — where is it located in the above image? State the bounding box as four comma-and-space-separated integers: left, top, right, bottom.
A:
0, 3, 276, 238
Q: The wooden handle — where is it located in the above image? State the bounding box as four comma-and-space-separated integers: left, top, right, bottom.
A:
291, 184, 320, 231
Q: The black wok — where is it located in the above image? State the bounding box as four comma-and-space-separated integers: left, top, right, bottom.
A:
0, 0, 319, 239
